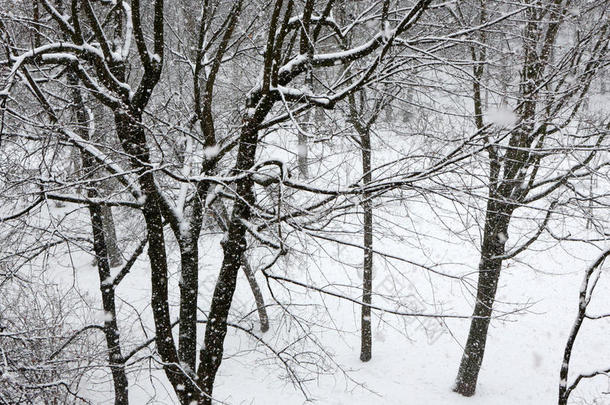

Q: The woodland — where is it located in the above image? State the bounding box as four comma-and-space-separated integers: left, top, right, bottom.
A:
0, 0, 609, 404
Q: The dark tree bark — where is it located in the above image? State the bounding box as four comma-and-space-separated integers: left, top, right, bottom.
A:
359, 124, 373, 362
178, 227, 201, 374
453, 201, 511, 396
88, 203, 130, 405
197, 100, 272, 404
347, 84, 384, 363
212, 202, 270, 333
113, 109, 198, 402
176, 183, 206, 378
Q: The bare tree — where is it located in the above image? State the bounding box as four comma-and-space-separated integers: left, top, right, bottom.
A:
454, 0, 610, 396
347, 88, 390, 361
558, 248, 610, 405
69, 73, 129, 404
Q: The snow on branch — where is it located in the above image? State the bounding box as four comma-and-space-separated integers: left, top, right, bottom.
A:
559, 247, 610, 404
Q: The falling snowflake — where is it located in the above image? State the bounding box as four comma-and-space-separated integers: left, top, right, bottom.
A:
486, 107, 517, 128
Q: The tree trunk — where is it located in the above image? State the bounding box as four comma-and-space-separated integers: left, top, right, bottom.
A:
88, 203, 130, 405
196, 104, 270, 404
556, 250, 610, 405
114, 110, 196, 402
197, 227, 245, 404
70, 74, 129, 405
32, 0, 40, 48
213, 202, 270, 333
241, 255, 270, 333
84, 89, 123, 269
558, 311, 584, 405
360, 127, 373, 362
100, 205, 123, 267
178, 231, 200, 374
454, 202, 510, 396
177, 185, 205, 376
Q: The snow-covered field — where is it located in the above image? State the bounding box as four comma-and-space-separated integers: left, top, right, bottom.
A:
204, 238, 609, 404
48, 177, 609, 405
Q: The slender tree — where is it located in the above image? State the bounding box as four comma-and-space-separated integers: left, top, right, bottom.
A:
347, 89, 389, 361
558, 248, 610, 405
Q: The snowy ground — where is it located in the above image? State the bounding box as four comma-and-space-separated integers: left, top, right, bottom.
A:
51, 200, 609, 405
35, 108, 610, 405
192, 244, 608, 405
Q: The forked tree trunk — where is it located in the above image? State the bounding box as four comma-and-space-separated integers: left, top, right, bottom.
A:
214, 202, 270, 333
196, 101, 271, 404
114, 110, 195, 402
454, 0, 569, 393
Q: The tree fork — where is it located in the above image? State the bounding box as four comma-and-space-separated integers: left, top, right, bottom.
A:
196, 100, 272, 404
